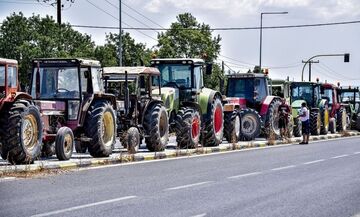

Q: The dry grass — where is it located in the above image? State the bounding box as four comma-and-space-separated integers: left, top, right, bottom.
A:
341, 130, 351, 137
0, 168, 68, 179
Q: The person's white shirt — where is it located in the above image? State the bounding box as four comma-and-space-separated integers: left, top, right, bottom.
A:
299, 107, 309, 122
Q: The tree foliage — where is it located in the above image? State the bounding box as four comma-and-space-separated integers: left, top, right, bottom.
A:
0, 12, 95, 85
95, 32, 152, 67
156, 13, 223, 89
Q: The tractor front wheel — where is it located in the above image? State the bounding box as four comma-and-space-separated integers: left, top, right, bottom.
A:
174, 107, 201, 149
240, 108, 261, 141
125, 127, 140, 154
264, 98, 282, 139
320, 108, 329, 135
55, 127, 74, 161
84, 100, 116, 157
0, 101, 42, 164
329, 118, 337, 134
202, 98, 223, 147
224, 111, 240, 143
144, 103, 169, 152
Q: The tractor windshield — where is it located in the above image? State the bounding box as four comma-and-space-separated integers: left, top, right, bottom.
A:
341, 91, 359, 103
322, 88, 333, 104
0, 66, 4, 86
291, 83, 318, 106
227, 78, 255, 99
157, 64, 192, 89
31, 67, 80, 99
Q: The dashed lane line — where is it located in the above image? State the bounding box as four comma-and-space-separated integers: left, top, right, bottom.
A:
165, 181, 213, 191
271, 165, 296, 171
191, 213, 207, 217
354, 151, 360, 155
30, 195, 137, 217
331, 154, 349, 159
303, 159, 325, 165
227, 172, 262, 179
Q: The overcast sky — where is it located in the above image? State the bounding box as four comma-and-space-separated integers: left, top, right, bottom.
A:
1, 0, 359, 85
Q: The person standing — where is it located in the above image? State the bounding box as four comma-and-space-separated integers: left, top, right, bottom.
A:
278, 98, 291, 139
297, 102, 310, 144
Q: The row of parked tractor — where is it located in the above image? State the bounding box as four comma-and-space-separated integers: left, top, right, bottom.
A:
0, 57, 358, 165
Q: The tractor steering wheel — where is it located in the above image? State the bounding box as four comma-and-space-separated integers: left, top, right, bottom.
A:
163, 82, 179, 89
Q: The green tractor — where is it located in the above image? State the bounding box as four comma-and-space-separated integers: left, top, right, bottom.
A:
276, 80, 329, 136
150, 58, 223, 148
339, 86, 360, 130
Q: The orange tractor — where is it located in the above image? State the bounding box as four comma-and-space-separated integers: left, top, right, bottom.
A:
0, 58, 43, 164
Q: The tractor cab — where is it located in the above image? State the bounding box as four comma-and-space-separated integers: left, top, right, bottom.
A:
0, 58, 18, 101
339, 86, 360, 113
226, 72, 270, 110
320, 83, 341, 117
290, 82, 320, 109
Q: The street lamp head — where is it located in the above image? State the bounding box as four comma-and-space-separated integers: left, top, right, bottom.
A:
262, 11, 288, 15
344, 53, 350, 62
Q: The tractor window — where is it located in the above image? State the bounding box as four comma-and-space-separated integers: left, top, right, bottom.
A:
7, 66, 17, 88
227, 78, 254, 101
291, 84, 314, 106
0, 66, 4, 86
323, 89, 333, 104
194, 66, 203, 90
31, 67, 80, 99
254, 78, 267, 101
80, 68, 89, 94
91, 67, 104, 93
157, 64, 192, 89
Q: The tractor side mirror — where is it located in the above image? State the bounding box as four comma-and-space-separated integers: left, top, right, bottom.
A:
205, 63, 213, 75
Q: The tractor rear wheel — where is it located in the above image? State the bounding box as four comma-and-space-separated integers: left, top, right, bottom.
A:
0, 101, 42, 164
174, 107, 201, 149
293, 118, 302, 137
224, 111, 240, 143
144, 103, 169, 152
264, 98, 282, 139
84, 100, 116, 157
336, 108, 347, 132
55, 127, 74, 161
320, 108, 329, 135
329, 118, 336, 134
202, 98, 223, 147
310, 110, 321, 135
240, 108, 261, 141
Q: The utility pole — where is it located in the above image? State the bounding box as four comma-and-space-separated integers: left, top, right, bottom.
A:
57, 0, 61, 25
302, 60, 319, 82
119, 0, 122, 66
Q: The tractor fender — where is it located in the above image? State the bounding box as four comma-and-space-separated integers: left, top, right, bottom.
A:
259, 96, 281, 116
198, 88, 222, 119
0, 92, 33, 110
181, 101, 203, 116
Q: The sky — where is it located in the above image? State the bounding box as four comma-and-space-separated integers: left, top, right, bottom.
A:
0, 0, 359, 85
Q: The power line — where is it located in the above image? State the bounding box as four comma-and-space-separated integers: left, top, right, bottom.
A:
85, 0, 157, 41
70, 20, 360, 31
121, 1, 164, 28
0, 0, 38, 4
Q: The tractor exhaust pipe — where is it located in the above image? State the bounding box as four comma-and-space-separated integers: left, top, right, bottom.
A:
124, 70, 129, 116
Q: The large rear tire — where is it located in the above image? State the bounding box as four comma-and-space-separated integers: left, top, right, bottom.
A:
84, 100, 116, 157
320, 108, 329, 135
293, 118, 302, 137
336, 108, 347, 132
144, 103, 169, 152
264, 98, 282, 139
224, 111, 240, 143
0, 101, 42, 164
311, 110, 321, 135
240, 108, 261, 141
202, 97, 223, 147
174, 107, 201, 149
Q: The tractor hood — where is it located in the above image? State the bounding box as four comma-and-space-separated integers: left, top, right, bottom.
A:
223, 97, 247, 109
35, 100, 65, 115
159, 87, 179, 112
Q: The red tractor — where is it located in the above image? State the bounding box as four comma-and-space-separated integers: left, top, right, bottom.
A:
0, 58, 43, 164
222, 70, 288, 142
320, 82, 348, 132
30, 58, 117, 160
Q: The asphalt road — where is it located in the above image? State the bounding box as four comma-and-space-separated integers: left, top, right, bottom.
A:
1, 137, 360, 217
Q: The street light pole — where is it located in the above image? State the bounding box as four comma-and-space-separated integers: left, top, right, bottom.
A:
259, 12, 288, 70
301, 53, 350, 81
119, 0, 122, 66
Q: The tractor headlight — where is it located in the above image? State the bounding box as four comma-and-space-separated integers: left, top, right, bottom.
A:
68, 100, 80, 120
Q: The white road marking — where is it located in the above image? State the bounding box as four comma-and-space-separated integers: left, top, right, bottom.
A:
271, 165, 296, 171
191, 213, 207, 217
354, 151, 360, 155
303, 159, 325, 165
165, 181, 213, 191
331, 154, 349, 159
227, 172, 262, 179
30, 195, 137, 217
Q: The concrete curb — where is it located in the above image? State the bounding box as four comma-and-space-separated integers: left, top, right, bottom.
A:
1, 132, 359, 175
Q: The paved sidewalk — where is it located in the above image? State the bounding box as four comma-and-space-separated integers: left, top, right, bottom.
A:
0, 132, 358, 174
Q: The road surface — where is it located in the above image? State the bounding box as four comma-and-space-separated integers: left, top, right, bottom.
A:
1, 137, 360, 217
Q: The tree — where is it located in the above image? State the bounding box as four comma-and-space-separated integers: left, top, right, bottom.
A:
0, 12, 95, 86
156, 13, 223, 89
95, 32, 152, 67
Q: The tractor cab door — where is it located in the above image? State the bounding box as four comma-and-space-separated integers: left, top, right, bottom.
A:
254, 77, 268, 102
0, 64, 5, 95
6, 64, 18, 93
